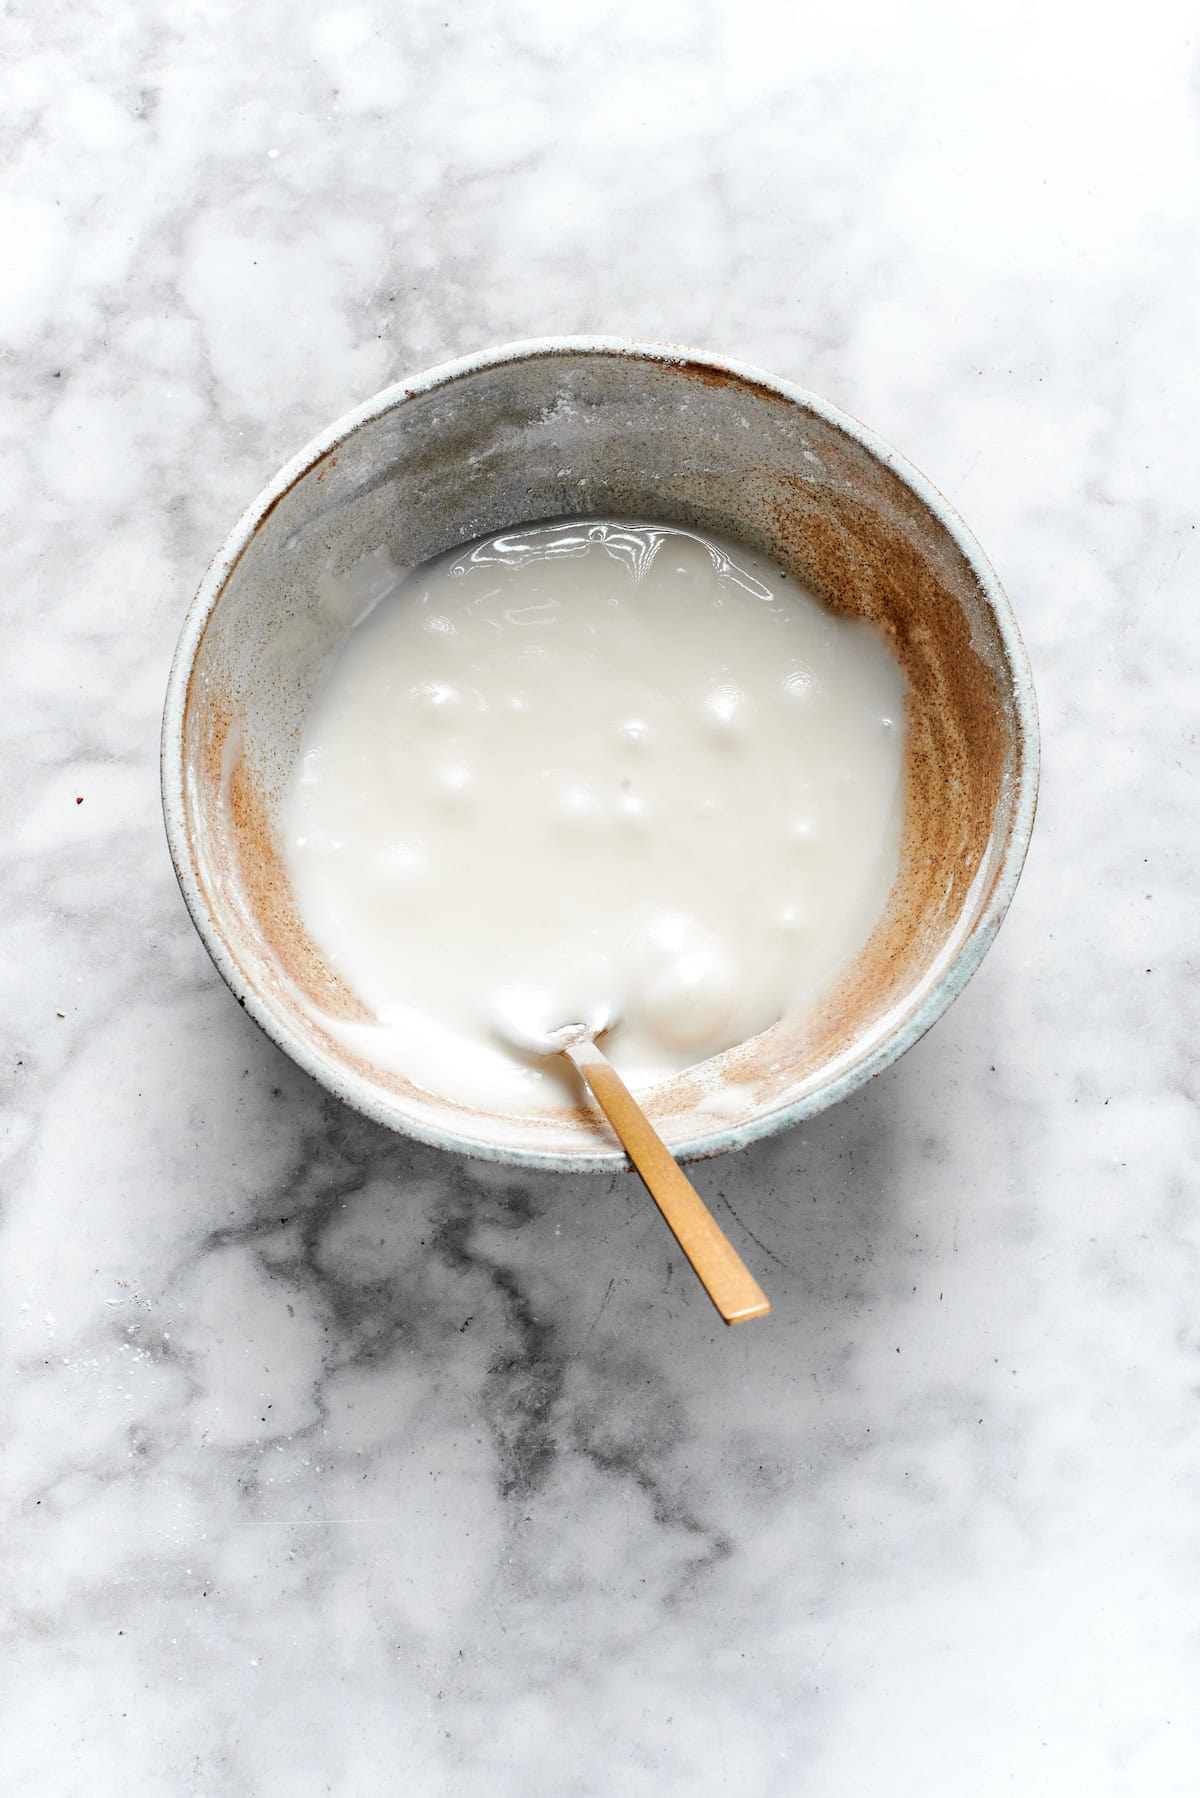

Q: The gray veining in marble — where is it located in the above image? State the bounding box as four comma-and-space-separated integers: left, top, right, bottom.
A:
3, 2, 1199, 1793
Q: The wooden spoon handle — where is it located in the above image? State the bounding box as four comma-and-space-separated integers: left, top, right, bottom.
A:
563, 1036, 770, 1326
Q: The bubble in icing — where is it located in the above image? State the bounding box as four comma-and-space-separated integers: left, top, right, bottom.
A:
701, 681, 752, 747
371, 842, 428, 886
411, 679, 461, 715
784, 669, 818, 701
641, 945, 740, 1052
554, 784, 602, 830
433, 764, 473, 807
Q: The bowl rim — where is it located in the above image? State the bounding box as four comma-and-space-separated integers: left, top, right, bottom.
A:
161, 335, 1040, 1171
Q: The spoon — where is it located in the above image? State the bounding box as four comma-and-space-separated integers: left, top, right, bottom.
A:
493, 998, 770, 1326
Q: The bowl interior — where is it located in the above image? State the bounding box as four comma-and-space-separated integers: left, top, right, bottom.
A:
170, 345, 1034, 1167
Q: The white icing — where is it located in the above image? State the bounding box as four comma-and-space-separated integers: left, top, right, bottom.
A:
281, 520, 906, 1112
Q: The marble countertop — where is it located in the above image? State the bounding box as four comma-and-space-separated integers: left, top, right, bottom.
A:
4, 2, 1199, 1792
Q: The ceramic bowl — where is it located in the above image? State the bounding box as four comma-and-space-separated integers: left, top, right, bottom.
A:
162, 338, 1038, 1170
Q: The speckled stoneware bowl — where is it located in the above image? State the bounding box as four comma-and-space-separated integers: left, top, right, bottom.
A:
162, 338, 1038, 1170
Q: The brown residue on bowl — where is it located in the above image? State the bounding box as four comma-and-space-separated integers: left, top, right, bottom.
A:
184, 673, 368, 1026
739, 478, 1014, 1100
665, 355, 790, 405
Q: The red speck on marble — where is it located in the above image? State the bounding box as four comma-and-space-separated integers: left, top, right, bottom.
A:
75, 796, 83, 804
